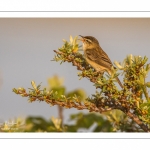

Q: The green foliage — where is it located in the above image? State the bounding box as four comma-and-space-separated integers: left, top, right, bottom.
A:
18, 113, 112, 132
0, 111, 144, 132
25, 116, 63, 132
54, 36, 82, 64
12, 36, 150, 132
103, 109, 143, 132
47, 75, 86, 101
66, 112, 113, 132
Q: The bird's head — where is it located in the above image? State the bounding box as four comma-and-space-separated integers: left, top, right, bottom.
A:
79, 35, 99, 50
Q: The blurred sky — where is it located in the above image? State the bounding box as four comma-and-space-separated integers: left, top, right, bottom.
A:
0, 18, 150, 124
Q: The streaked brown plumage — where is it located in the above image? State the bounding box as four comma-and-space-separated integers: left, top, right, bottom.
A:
79, 35, 123, 88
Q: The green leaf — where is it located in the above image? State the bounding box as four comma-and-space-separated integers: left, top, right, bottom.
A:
31, 81, 37, 90
114, 61, 123, 69
70, 35, 73, 44
146, 82, 150, 88
12, 88, 18, 94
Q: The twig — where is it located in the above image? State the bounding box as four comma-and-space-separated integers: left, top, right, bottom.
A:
127, 111, 149, 132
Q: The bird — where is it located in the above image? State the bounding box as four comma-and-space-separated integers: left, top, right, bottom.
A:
79, 35, 123, 88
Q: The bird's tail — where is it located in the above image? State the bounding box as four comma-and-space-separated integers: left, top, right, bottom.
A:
115, 76, 123, 88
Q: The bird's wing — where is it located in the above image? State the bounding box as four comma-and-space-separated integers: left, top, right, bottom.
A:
85, 48, 112, 69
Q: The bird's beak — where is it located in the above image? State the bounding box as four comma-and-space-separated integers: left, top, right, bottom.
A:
78, 35, 85, 42
79, 35, 84, 38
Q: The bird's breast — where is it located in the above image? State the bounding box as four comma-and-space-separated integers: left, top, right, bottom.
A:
84, 52, 107, 72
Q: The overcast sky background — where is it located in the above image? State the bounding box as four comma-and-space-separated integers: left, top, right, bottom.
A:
0, 18, 150, 124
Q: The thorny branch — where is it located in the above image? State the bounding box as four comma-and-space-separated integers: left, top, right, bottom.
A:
13, 81, 149, 132
53, 50, 101, 83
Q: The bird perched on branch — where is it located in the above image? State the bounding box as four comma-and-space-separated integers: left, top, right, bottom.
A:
79, 35, 123, 88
